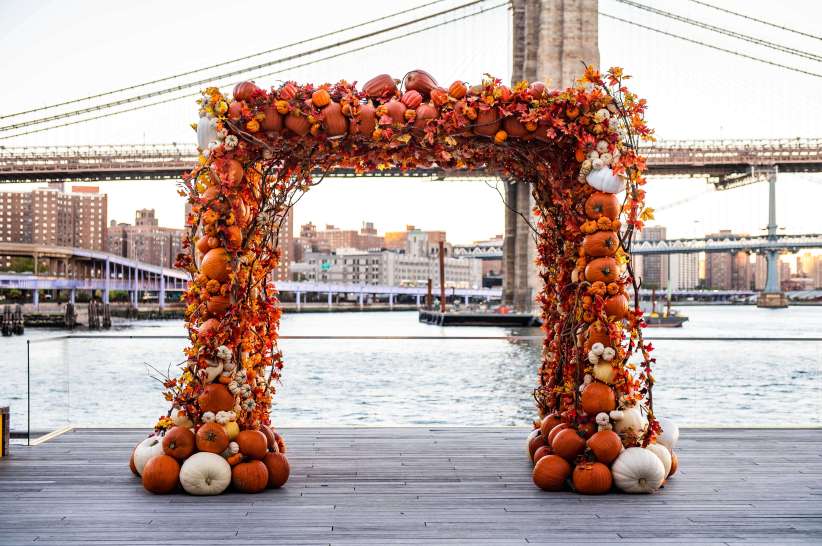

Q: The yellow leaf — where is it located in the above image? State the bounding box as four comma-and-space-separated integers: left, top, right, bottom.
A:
640, 207, 655, 221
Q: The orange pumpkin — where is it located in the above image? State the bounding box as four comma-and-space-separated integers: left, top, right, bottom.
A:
448, 80, 467, 99
403, 69, 438, 98
201, 247, 230, 282
584, 322, 612, 352
224, 225, 242, 250
260, 425, 278, 453
357, 102, 377, 137
540, 413, 563, 439
581, 382, 616, 415
206, 295, 230, 316
585, 257, 619, 283
162, 426, 195, 461
551, 428, 586, 461
572, 462, 613, 494
532, 454, 570, 491
141, 454, 180, 494
195, 236, 212, 254
587, 430, 623, 464
285, 111, 310, 136
363, 73, 397, 99
227, 100, 244, 121
197, 318, 220, 338
582, 231, 619, 257
548, 423, 569, 445
533, 445, 552, 463
669, 452, 678, 477
322, 101, 347, 136
278, 82, 298, 100
585, 192, 620, 220
604, 294, 630, 320
413, 103, 437, 137
274, 432, 287, 454
236, 430, 268, 460
430, 87, 448, 107
502, 116, 528, 137
260, 106, 283, 132
384, 99, 407, 124
233, 81, 259, 101
232, 460, 269, 493
311, 88, 331, 107
527, 429, 547, 461
195, 422, 229, 454
197, 384, 235, 414
214, 158, 244, 186
473, 108, 500, 137
262, 452, 290, 488
528, 81, 547, 100
401, 90, 422, 109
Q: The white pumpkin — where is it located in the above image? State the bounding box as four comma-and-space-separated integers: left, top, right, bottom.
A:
611, 405, 648, 438
133, 436, 164, 476
196, 115, 217, 152
202, 361, 224, 383
656, 417, 680, 453
586, 167, 626, 194
612, 447, 666, 494
179, 452, 232, 496
592, 362, 616, 384
646, 443, 672, 477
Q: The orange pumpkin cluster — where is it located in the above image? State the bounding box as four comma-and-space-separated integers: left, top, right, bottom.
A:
139, 66, 657, 494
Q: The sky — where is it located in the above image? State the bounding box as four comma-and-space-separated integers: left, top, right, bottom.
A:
1, 0, 821, 243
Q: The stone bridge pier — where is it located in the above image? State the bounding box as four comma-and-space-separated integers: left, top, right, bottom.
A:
503, 0, 600, 311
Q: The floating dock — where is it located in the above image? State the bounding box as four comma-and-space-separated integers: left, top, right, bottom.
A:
419, 309, 542, 327
1, 427, 820, 544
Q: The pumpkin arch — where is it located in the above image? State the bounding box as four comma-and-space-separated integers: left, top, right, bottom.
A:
140, 66, 662, 495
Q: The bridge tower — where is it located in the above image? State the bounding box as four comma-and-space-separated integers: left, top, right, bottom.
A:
757, 167, 788, 308
504, 0, 600, 311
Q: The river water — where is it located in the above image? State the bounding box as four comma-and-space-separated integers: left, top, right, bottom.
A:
2, 305, 820, 433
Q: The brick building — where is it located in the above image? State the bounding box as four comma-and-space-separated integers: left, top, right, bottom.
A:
0, 185, 107, 250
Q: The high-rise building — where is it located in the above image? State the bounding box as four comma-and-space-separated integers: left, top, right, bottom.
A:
107, 209, 183, 268
0, 186, 107, 250
815, 255, 822, 289
273, 207, 293, 281
704, 231, 752, 290
797, 252, 815, 277
636, 226, 668, 289
669, 253, 699, 290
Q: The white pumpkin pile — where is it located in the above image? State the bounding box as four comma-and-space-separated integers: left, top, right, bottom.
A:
579, 138, 626, 194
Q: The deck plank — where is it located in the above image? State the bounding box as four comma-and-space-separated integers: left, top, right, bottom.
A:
0, 428, 821, 545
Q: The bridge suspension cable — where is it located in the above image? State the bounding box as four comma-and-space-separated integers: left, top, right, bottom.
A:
0, 1, 508, 142
600, 13, 822, 79
686, 0, 822, 42
0, 0, 452, 121
612, 0, 822, 63
0, 0, 492, 134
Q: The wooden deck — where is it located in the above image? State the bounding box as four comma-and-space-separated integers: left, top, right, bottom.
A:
1, 428, 821, 545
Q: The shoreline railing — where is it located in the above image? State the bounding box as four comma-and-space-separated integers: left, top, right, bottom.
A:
15, 334, 822, 444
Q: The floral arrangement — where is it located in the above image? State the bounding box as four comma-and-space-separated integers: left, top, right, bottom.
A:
129, 66, 678, 496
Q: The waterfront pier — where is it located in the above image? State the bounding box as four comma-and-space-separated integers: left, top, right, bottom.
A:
1, 427, 821, 544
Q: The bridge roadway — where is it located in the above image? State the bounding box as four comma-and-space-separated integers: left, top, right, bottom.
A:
1, 138, 821, 184
453, 232, 822, 259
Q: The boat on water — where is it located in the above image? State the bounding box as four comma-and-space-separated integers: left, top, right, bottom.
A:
643, 289, 689, 328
